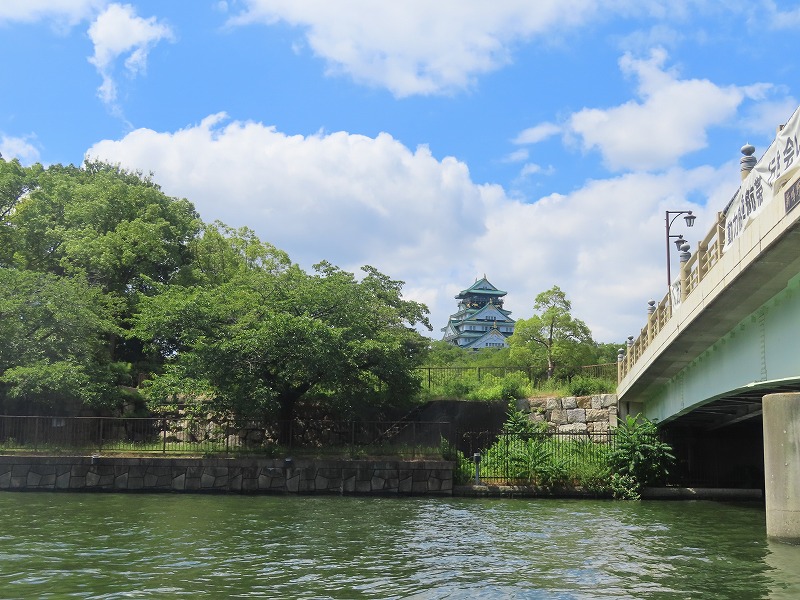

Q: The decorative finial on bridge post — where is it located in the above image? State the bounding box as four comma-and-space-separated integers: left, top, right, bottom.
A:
647, 300, 656, 315
679, 242, 691, 263
740, 143, 756, 181
627, 336, 634, 347
617, 348, 625, 362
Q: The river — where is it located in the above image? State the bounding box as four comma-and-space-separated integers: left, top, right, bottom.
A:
0, 493, 798, 599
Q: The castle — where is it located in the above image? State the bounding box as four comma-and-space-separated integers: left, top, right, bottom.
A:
441, 277, 515, 349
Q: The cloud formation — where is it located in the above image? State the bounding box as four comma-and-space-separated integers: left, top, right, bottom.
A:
228, 0, 604, 96
87, 3, 174, 107
86, 114, 739, 342
0, 135, 40, 164
0, 0, 102, 25
513, 48, 772, 173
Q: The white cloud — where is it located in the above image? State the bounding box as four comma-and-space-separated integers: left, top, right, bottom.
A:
513, 122, 561, 145
88, 3, 174, 106
520, 163, 554, 177
228, 0, 607, 96
0, 135, 41, 165
85, 114, 743, 342
504, 149, 529, 163
760, 0, 800, 29
566, 48, 768, 171
0, 0, 103, 26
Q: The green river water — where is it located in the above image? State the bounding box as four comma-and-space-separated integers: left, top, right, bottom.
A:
0, 493, 798, 599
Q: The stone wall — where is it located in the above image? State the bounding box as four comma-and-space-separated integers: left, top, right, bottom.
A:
0, 456, 453, 495
515, 394, 618, 434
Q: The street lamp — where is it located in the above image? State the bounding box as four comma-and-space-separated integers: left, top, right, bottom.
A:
665, 210, 695, 295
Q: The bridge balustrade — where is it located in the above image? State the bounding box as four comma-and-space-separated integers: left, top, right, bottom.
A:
618, 211, 727, 382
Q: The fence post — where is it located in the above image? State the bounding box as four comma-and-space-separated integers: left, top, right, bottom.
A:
428, 368, 432, 391
162, 417, 167, 454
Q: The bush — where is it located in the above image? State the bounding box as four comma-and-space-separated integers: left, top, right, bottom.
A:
609, 414, 675, 496
567, 375, 615, 396
465, 372, 535, 402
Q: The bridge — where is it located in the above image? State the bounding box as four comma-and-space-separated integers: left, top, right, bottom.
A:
616, 106, 800, 542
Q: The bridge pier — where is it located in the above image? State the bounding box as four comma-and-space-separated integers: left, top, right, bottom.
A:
763, 393, 800, 543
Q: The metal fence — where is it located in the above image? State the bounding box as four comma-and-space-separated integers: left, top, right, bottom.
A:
0, 415, 454, 457
457, 429, 618, 484
415, 366, 538, 391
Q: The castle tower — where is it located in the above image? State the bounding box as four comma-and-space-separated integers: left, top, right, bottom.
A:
441, 276, 515, 349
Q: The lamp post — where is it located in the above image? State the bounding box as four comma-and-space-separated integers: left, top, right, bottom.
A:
665, 210, 696, 296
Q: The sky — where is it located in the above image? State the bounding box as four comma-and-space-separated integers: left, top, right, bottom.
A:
2, 1, 799, 344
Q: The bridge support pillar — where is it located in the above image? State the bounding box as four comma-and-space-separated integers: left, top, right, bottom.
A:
763, 393, 800, 543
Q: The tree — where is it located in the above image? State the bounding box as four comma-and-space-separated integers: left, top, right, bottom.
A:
509, 285, 593, 379
132, 227, 431, 437
0, 268, 124, 413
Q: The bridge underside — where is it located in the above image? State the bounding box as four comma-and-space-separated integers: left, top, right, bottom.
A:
662, 379, 800, 431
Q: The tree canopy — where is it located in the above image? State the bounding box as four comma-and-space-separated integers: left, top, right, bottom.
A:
508, 285, 596, 379
0, 158, 432, 421
132, 225, 431, 427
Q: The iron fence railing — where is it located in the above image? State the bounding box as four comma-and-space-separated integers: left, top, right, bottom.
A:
457, 429, 618, 484
415, 366, 538, 390
0, 415, 454, 457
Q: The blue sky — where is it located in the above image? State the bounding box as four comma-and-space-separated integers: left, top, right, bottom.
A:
2, 1, 799, 343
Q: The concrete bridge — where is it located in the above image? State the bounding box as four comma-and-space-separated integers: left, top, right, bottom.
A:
616, 106, 800, 541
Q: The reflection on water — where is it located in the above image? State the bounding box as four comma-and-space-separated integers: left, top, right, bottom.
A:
0, 493, 798, 599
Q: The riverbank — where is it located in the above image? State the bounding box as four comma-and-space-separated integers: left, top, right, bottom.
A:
0, 455, 452, 495
455, 483, 763, 500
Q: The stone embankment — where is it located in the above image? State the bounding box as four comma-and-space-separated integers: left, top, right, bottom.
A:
516, 394, 618, 433
0, 456, 452, 495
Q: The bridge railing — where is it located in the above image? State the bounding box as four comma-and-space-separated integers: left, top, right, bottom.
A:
618, 211, 727, 383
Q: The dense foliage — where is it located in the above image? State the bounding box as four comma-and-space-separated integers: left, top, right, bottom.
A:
608, 414, 675, 499
0, 158, 431, 421
449, 407, 674, 498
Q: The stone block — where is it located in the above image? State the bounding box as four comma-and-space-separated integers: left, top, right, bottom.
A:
566, 408, 586, 423
600, 394, 617, 408
114, 473, 128, 489
371, 476, 386, 491
38, 473, 56, 488
56, 472, 71, 489
589, 421, 610, 434
545, 397, 561, 410
127, 477, 144, 490
585, 409, 608, 423
550, 410, 568, 425
172, 473, 186, 491
398, 474, 412, 493
27, 471, 42, 487
528, 398, 548, 411
562, 397, 578, 409
86, 470, 101, 487
557, 423, 587, 434
577, 396, 592, 409
412, 481, 428, 493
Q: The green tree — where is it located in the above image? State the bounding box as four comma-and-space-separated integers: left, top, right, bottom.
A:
0, 268, 123, 413
3, 160, 202, 375
509, 285, 594, 379
133, 228, 431, 434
